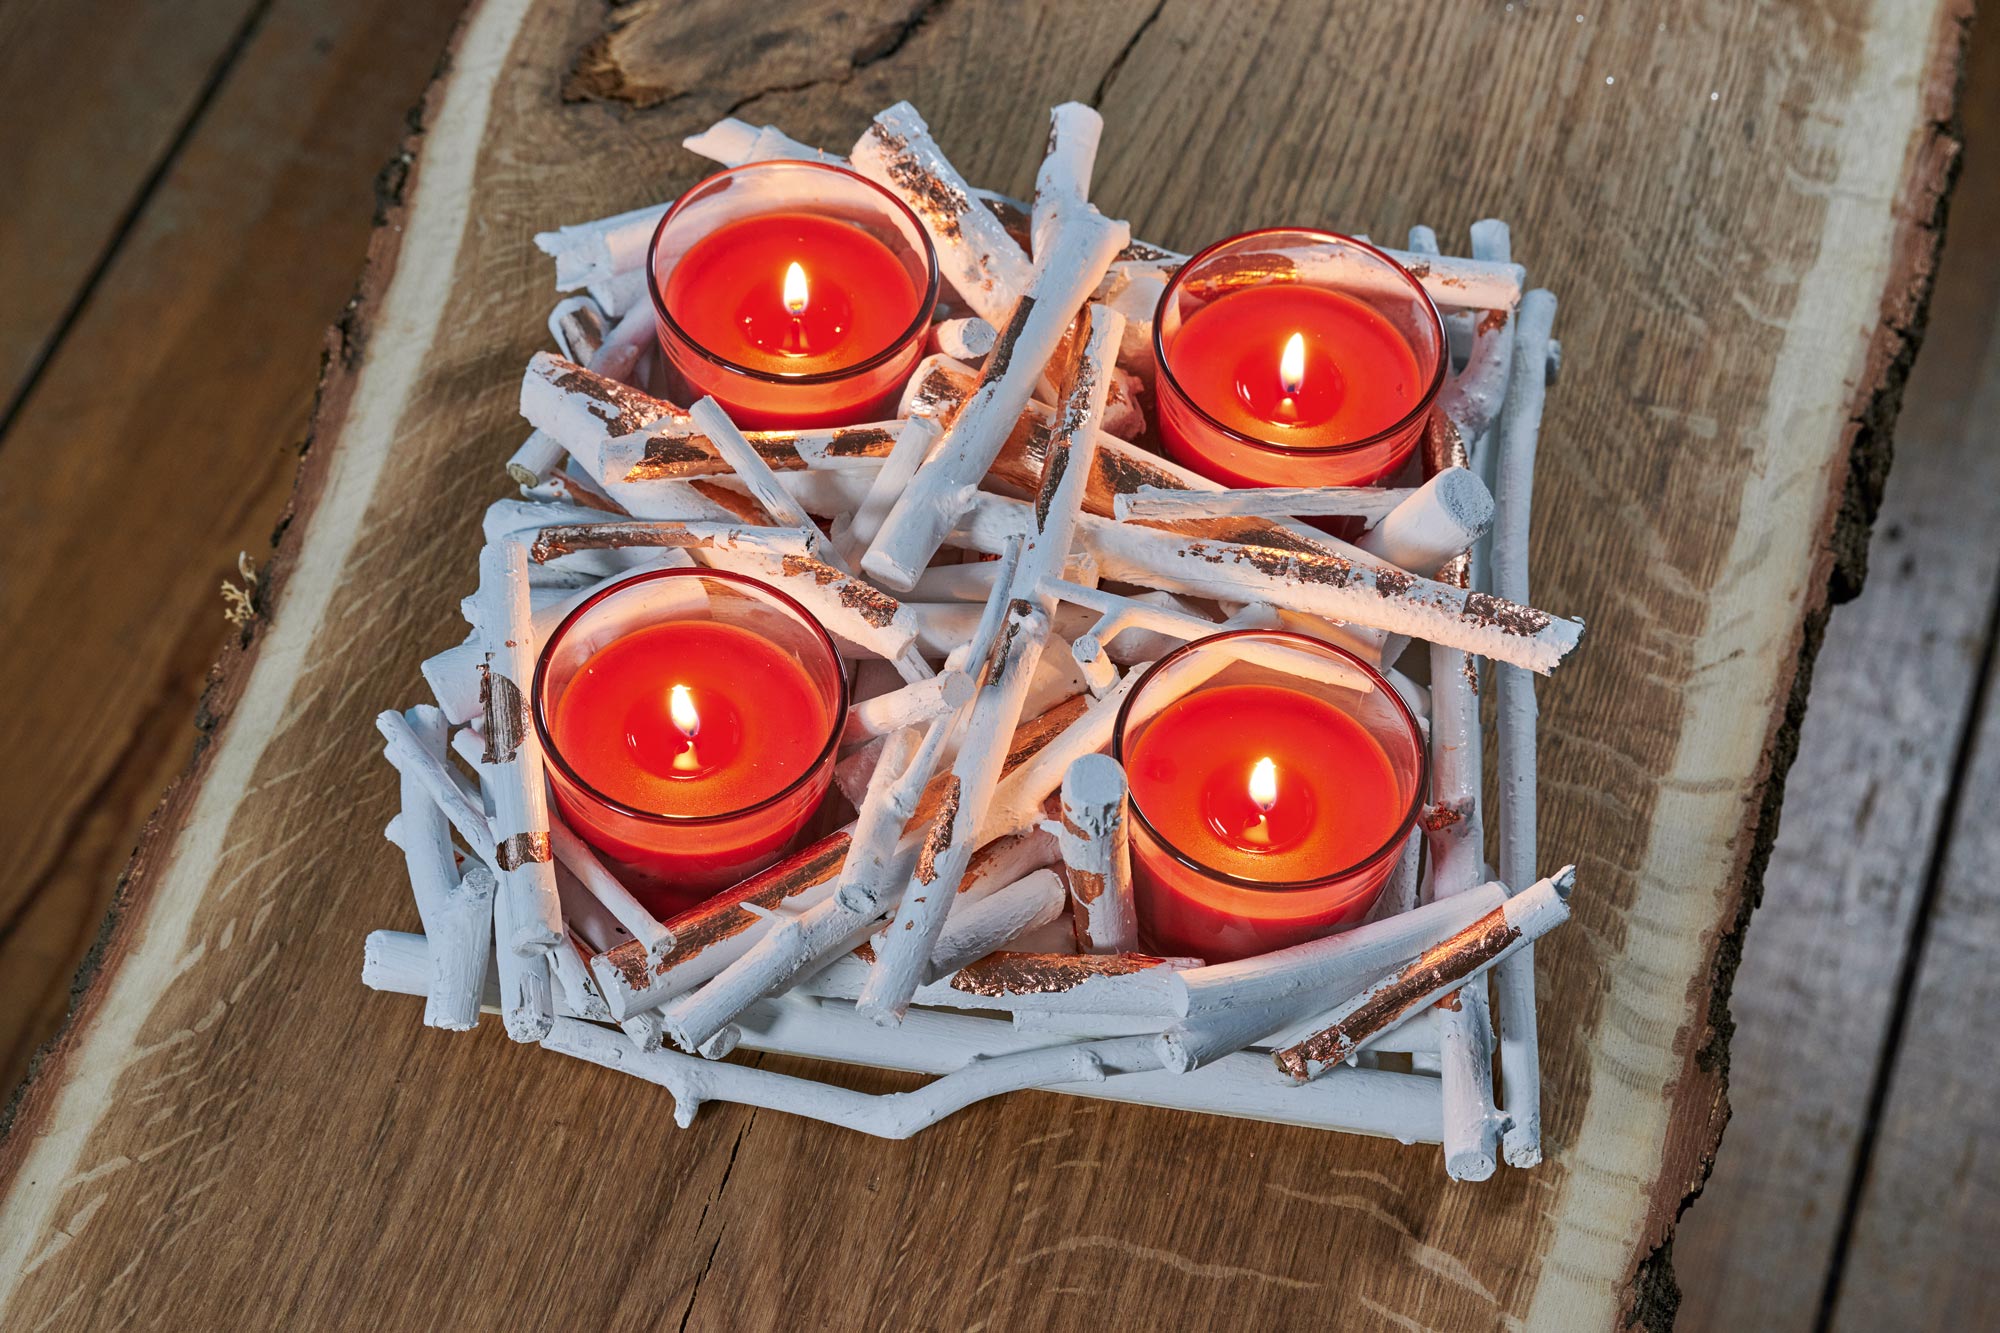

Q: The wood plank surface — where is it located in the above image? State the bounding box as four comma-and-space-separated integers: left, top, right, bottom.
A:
1671, 13, 2000, 1325
0, 0, 263, 417
1831, 590, 2000, 1329
0, 2, 1964, 1329
0, 0, 467, 1096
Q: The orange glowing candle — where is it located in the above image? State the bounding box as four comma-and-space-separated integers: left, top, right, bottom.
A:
648, 162, 937, 430
535, 569, 846, 917
1115, 633, 1427, 962
1155, 229, 1446, 494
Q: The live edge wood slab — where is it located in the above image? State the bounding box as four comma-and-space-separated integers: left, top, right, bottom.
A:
0, 1, 1966, 1328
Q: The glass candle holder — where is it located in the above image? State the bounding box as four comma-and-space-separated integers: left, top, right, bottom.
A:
647, 160, 939, 430
1153, 229, 1447, 491
1113, 631, 1428, 962
533, 567, 846, 917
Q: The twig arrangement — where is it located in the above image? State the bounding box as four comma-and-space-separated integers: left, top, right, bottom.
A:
361, 101, 1580, 1178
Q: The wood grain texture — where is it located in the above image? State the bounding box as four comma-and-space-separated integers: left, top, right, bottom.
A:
1831, 603, 2000, 1330
0, 0, 467, 1094
0, 0, 262, 415
1673, 15, 2000, 1324
0, 2, 1964, 1329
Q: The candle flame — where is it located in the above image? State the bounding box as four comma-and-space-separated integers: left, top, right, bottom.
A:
1279, 333, 1306, 396
1249, 756, 1278, 812
669, 683, 700, 739
783, 261, 809, 315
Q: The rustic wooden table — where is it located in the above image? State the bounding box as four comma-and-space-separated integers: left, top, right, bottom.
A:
0, 1, 1971, 1328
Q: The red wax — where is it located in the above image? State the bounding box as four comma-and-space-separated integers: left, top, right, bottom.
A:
658, 212, 926, 429
547, 619, 835, 914
1158, 284, 1431, 489
1125, 682, 1405, 961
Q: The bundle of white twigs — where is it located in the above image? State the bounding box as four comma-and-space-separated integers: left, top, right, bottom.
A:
360, 101, 1580, 1178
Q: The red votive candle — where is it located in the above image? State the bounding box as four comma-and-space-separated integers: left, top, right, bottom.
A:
1113, 631, 1427, 962
533, 568, 846, 917
1154, 229, 1446, 491
648, 160, 938, 430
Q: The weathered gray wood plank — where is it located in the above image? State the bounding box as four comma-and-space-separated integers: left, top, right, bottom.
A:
1674, 16, 2000, 1324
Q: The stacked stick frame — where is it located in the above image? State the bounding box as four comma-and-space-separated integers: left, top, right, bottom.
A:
362, 102, 1580, 1178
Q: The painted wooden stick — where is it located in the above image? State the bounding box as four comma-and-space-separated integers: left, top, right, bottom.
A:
836, 414, 939, 565
1152, 881, 1512, 1072
1114, 484, 1415, 526
1032, 102, 1102, 254
477, 541, 565, 955
489, 860, 553, 1042
1494, 288, 1558, 1167
861, 309, 1124, 1020
1419, 409, 1505, 1182
1353, 466, 1495, 577
842, 670, 974, 744
847, 102, 1033, 328
588, 832, 852, 1020
935, 316, 995, 360
382, 706, 492, 1031
364, 939, 1442, 1142
859, 214, 1128, 590
1058, 753, 1137, 953
376, 709, 496, 871
1274, 869, 1574, 1083
949, 491, 1583, 674
547, 819, 673, 955
546, 1013, 1135, 1139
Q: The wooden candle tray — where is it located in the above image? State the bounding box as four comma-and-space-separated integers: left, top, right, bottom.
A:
361, 101, 1579, 1181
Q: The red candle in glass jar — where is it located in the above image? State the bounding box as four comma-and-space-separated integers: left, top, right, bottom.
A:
1154, 229, 1446, 491
648, 161, 938, 430
534, 568, 845, 917
1115, 632, 1426, 962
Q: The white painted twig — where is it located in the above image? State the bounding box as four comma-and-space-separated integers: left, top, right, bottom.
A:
1494, 288, 1558, 1167
525, 518, 925, 668
836, 414, 939, 566
860, 307, 1123, 1021
547, 933, 614, 1023
847, 102, 1033, 328
1354, 466, 1495, 577
950, 492, 1584, 674
547, 819, 673, 955
860, 214, 1128, 590
1274, 868, 1575, 1083
587, 831, 856, 1020
546, 1014, 1133, 1139
688, 396, 849, 573
1058, 754, 1137, 953
1032, 102, 1102, 255
935, 316, 996, 360
489, 862, 553, 1042
363, 942, 1443, 1142
1153, 881, 1512, 1073
842, 671, 973, 743
661, 824, 1059, 1053
376, 710, 496, 871
1114, 484, 1415, 526
683, 118, 841, 169
477, 541, 565, 955
383, 707, 492, 1031
1421, 412, 1504, 1181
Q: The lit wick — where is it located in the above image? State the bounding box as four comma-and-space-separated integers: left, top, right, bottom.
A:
669, 683, 701, 774
783, 261, 809, 315
1243, 756, 1279, 846
1275, 332, 1306, 423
